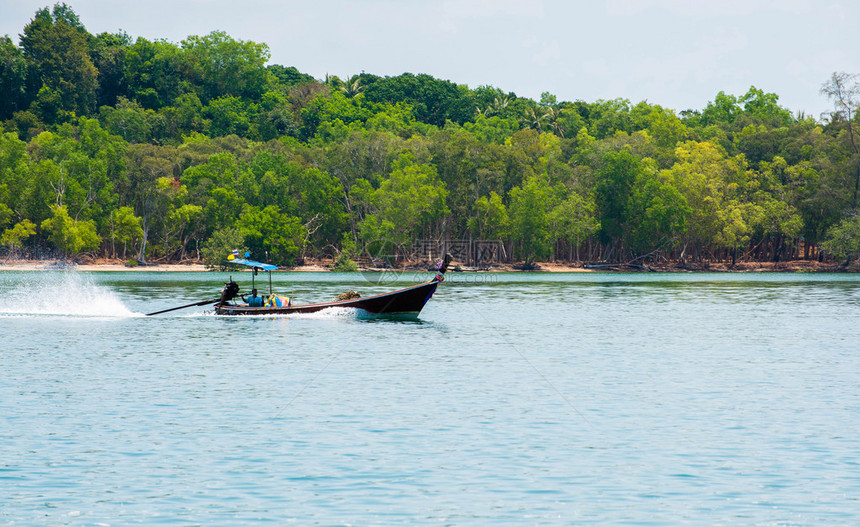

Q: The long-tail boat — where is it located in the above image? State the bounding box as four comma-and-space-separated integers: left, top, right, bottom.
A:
211, 252, 451, 317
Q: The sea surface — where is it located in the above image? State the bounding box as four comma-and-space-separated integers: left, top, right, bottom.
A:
1, 270, 859, 525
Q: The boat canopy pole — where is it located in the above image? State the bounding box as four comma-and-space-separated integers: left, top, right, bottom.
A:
226, 252, 277, 294
248, 267, 272, 295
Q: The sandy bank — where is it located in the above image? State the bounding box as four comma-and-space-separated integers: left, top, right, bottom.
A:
0, 258, 848, 273
0, 259, 207, 272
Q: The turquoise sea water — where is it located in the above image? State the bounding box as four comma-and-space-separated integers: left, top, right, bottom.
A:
1, 270, 859, 525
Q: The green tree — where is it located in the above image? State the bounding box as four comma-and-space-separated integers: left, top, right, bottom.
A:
630, 101, 688, 151
751, 197, 803, 261
201, 225, 245, 270
0, 130, 31, 217
364, 101, 417, 135
362, 73, 474, 126
91, 31, 130, 109
429, 127, 504, 236
204, 96, 254, 137
0, 36, 31, 120
237, 205, 304, 265
700, 91, 741, 126
469, 191, 510, 241
99, 97, 153, 143
300, 90, 373, 140
739, 86, 794, 126
661, 141, 752, 260
821, 72, 860, 210
256, 90, 299, 140
1, 219, 37, 256
547, 190, 599, 261
25, 120, 121, 225
106, 206, 142, 259
334, 74, 364, 98
291, 167, 348, 251
356, 214, 396, 262
267, 64, 315, 87
182, 30, 270, 102
821, 214, 860, 265
462, 115, 519, 144
588, 98, 634, 139
19, 4, 99, 118
473, 85, 519, 120
181, 152, 245, 204
4, 109, 45, 140
593, 150, 641, 247
508, 175, 561, 264
626, 164, 689, 255
121, 144, 176, 262
28, 87, 63, 128
0, 200, 11, 231
123, 37, 187, 109
357, 155, 449, 253
40, 203, 101, 256
201, 187, 245, 237
165, 203, 203, 260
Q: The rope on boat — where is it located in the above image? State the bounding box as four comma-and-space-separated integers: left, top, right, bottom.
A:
335, 290, 361, 301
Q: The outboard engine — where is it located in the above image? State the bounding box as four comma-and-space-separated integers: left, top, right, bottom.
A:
219, 278, 240, 304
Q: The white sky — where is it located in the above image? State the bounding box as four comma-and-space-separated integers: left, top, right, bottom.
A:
2, 0, 858, 118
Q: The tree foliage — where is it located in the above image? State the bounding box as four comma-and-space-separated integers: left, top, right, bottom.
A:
821, 214, 860, 264
1, 5, 858, 267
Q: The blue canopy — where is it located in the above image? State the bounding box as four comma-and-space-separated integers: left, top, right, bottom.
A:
227, 255, 278, 271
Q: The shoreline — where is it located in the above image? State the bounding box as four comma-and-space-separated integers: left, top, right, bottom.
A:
0, 258, 851, 273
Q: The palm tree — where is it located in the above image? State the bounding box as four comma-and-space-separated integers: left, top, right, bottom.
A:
339, 75, 363, 97
543, 107, 564, 137
492, 96, 511, 116
519, 107, 547, 131
324, 74, 345, 92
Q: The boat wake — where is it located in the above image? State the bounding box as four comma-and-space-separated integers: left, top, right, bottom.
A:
0, 272, 139, 318
296, 307, 363, 319
203, 306, 361, 319
203, 306, 420, 322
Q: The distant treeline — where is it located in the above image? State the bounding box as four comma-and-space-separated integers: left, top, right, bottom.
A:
2, 3, 860, 268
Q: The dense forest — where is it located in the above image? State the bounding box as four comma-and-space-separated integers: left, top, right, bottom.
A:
2, 4, 860, 269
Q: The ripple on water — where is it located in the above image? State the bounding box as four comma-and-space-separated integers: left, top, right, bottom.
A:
1, 271, 859, 524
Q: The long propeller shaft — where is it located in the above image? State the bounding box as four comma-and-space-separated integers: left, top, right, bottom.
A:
145, 298, 220, 316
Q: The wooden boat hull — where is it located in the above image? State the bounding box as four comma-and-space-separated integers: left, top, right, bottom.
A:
214, 279, 440, 316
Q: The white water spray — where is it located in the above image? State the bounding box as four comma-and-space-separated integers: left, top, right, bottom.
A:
297, 307, 361, 319
0, 272, 139, 318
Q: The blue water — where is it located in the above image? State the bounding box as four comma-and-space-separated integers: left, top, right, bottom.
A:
2, 271, 859, 525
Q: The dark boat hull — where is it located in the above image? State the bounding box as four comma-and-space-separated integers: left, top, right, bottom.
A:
214, 279, 440, 316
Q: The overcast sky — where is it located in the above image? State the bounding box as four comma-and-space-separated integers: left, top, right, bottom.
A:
2, 0, 859, 118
